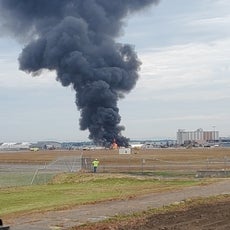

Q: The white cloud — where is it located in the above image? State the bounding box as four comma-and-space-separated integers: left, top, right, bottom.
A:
135, 38, 230, 102
190, 16, 230, 26
0, 55, 64, 89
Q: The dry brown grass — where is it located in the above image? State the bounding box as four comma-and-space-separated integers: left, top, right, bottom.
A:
0, 147, 229, 163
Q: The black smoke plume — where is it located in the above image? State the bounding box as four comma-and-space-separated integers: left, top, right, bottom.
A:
0, 0, 159, 147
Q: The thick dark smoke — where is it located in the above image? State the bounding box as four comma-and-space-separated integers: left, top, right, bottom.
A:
0, 0, 159, 147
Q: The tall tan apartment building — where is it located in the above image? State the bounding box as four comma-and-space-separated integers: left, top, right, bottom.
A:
177, 128, 219, 145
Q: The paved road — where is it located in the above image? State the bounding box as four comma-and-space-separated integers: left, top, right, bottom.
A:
5, 179, 230, 230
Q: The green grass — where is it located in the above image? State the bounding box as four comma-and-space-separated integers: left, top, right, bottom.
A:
0, 172, 55, 187
0, 173, 204, 217
127, 171, 196, 178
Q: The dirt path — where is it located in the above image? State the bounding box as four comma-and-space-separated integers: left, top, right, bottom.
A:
5, 179, 230, 230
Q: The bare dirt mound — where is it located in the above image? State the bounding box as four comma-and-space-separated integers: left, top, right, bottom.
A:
76, 196, 230, 230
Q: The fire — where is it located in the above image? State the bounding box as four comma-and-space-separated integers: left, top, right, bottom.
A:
111, 139, 118, 149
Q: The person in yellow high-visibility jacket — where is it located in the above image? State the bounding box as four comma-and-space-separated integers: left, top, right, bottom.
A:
92, 159, 99, 173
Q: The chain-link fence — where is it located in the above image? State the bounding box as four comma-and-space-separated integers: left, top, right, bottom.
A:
1, 156, 230, 188
0, 156, 83, 188
92, 156, 230, 173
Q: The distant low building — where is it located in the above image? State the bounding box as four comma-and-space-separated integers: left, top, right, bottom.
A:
177, 128, 219, 146
35, 141, 62, 150
219, 137, 230, 147
0, 142, 31, 151
131, 140, 176, 149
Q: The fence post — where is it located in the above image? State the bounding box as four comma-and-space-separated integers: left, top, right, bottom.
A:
31, 169, 39, 185
142, 159, 145, 174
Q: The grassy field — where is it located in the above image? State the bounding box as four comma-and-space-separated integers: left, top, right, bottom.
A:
1, 148, 230, 175
0, 173, 204, 218
0, 148, 229, 218
0, 171, 55, 187
0, 148, 230, 163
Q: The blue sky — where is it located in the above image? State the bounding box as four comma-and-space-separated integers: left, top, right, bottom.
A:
0, 0, 230, 142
